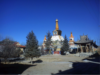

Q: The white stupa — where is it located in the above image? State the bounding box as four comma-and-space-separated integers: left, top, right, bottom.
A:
51, 19, 64, 54
51, 35, 64, 41
51, 19, 64, 41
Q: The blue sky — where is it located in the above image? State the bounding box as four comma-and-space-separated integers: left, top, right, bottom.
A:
0, 0, 100, 45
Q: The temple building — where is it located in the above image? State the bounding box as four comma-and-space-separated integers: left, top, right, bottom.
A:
51, 19, 64, 54
42, 19, 98, 54
74, 34, 98, 53
0, 42, 26, 53
42, 19, 64, 55
69, 32, 78, 51
13, 42, 26, 53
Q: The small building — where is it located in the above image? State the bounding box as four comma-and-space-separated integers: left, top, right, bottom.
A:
13, 42, 26, 53
69, 32, 78, 52
74, 34, 98, 53
0, 42, 26, 55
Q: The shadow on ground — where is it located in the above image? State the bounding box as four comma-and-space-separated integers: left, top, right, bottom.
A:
29, 59, 43, 64
83, 52, 100, 62
9, 58, 25, 62
0, 63, 36, 74
52, 62, 100, 75
52, 53, 100, 75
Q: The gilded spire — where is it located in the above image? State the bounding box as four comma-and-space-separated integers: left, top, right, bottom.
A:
69, 32, 74, 42
55, 19, 59, 30
70, 32, 74, 38
44, 35, 46, 41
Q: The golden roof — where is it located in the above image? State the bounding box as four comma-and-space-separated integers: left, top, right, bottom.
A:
55, 19, 59, 30
70, 32, 74, 38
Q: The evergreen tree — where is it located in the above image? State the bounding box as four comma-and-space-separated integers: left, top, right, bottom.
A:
61, 35, 69, 55
24, 31, 41, 64
45, 31, 52, 54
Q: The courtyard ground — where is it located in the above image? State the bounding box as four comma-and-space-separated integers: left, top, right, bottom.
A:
0, 54, 100, 74
21, 54, 87, 75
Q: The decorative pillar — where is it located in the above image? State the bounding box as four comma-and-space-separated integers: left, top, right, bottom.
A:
89, 43, 90, 53
77, 45, 78, 53
85, 45, 86, 53
92, 45, 94, 53
87, 46, 89, 52
79, 44, 80, 53
80, 44, 83, 53
90, 44, 93, 53
90, 45, 91, 52
86, 44, 87, 52
77, 47, 78, 53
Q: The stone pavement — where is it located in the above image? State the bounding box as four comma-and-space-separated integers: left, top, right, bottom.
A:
22, 62, 72, 75
21, 54, 86, 75
21, 54, 100, 75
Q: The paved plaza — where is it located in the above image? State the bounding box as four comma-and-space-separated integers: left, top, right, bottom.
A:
21, 54, 88, 75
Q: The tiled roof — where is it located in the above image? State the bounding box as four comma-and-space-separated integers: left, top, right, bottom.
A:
14, 42, 25, 48
13, 42, 19, 45
16, 45, 26, 48
74, 40, 93, 43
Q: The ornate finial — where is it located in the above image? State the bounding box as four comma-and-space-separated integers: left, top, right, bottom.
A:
70, 32, 74, 38
71, 32, 72, 34
56, 19, 58, 21
44, 35, 46, 41
55, 19, 59, 30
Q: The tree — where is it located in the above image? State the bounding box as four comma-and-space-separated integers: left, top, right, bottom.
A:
24, 31, 41, 64
61, 35, 69, 55
0, 37, 16, 44
0, 38, 21, 63
45, 31, 52, 54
